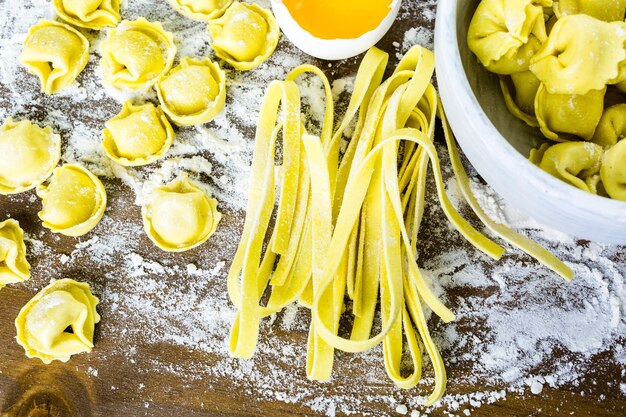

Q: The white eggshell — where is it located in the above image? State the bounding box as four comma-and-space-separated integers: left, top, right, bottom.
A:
271, 0, 402, 60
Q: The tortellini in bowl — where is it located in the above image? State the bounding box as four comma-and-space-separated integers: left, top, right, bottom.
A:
208, 2, 280, 71
532, 142, 605, 194
99, 18, 177, 90
19, 20, 90, 95
37, 164, 107, 237
15, 278, 100, 364
53, 0, 121, 30
601, 139, 626, 201
467, 0, 548, 75
468, 0, 626, 203
142, 173, 221, 252
0, 219, 30, 290
0, 118, 61, 195
103, 101, 175, 165
156, 57, 227, 126
553, 0, 626, 22
171, 0, 233, 20
530, 15, 626, 95
534, 85, 606, 142
592, 104, 626, 148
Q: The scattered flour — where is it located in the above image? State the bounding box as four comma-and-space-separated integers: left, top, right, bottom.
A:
0, 0, 625, 416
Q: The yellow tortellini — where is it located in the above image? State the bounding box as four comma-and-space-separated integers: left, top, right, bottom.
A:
530, 15, 626, 95
601, 139, 626, 201
467, 0, 548, 74
470, 1, 626, 201
208, 2, 280, 71
102, 101, 175, 166
0, 219, 30, 290
553, 0, 626, 22
142, 173, 221, 252
171, 0, 233, 20
534, 84, 605, 141
37, 164, 107, 237
0, 118, 61, 195
99, 18, 176, 90
15, 279, 100, 364
19, 20, 89, 95
156, 57, 226, 126
533, 141, 605, 193
53, 0, 121, 30
591, 104, 626, 147
500, 71, 541, 127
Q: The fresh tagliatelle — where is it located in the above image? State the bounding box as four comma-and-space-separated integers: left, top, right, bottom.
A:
227, 45, 573, 403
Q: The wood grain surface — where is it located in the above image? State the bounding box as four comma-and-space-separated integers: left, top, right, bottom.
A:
1, 1, 625, 416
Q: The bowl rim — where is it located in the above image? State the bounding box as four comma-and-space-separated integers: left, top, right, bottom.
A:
434, 0, 626, 241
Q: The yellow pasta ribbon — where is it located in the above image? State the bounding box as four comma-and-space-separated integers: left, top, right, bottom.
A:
227, 45, 571, 404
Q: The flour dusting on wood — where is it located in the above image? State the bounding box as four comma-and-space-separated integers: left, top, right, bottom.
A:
0, 0, 625, 416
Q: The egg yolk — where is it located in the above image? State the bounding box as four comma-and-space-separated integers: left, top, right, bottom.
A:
282, 0, 394, 40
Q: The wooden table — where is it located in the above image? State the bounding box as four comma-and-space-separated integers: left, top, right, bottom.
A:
1, 1, 625, 416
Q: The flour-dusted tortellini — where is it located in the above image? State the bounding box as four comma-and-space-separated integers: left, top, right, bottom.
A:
467, 0, 548, 75
99, 18, 176, 90
591, 104, 626, 147
15, 278, 100, 364
0, 118, 61, 195
53, 0, 121, 30
553, 0, 626, 22
535, 84, 605, 141
19, 20, 89, 95
102, 101, 174, 166
601, 139, 626, 201
530, 15, 626, 95
534, 141, 604, 193
208, 2, 280, 71
171, 0, 233, 20
500, 71, 541, 127
156, 57, 226, 126
37, 164, 107, 237
142, 173, 221, 252
0, 219, 30, 290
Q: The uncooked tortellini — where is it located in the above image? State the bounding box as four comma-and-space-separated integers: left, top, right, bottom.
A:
99, 18, 176, 90
601, 139, 626, 201
0, 118, 61, 195
534, 142, 604, 193
591, 104, 626, 147
142, 173, 221, 252
500, 71, 541, 127
467, 0, 548, 74
102, 101, 174, 166
156, 57, 226, 125
37, 164, 107, 237
530, 15, 626, 95
0, 219, 30, 290
15, 279, 100, 364
208, 2, 280, 71
53, 0, 121, 30
171, 0, 233, 20
535, 84, 605, 141
19, 20, 89, 94
553, 0, 626, 22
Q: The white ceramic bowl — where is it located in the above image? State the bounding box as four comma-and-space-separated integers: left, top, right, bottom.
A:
270, 0, 402, 60
435, 0, 626, 244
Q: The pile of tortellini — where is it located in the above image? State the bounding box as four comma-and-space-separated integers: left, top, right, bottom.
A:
10, 0, 284, 250
0, 0, 282, 364
468, 0, 626, 202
